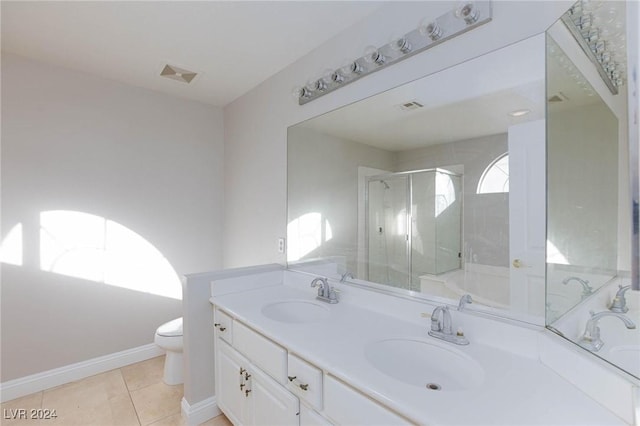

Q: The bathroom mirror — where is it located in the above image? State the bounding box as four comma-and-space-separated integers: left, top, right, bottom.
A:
544, 3, 639, 379
546, 2, 640, 378
545, 30, 619, 323
287, 34, 547, 323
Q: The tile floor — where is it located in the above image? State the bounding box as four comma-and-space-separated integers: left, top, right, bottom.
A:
1, 356, 231, 426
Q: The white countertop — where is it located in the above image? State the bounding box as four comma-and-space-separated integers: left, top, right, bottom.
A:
211, 283, 627, 425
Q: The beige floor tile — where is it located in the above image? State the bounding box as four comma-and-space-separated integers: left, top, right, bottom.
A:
146, 413, 185, 426
0, 392, 43, 426
40, 369, 137, 426
198, 414, 232, 426
129, 382, 183, 425
121, 356, 166, 392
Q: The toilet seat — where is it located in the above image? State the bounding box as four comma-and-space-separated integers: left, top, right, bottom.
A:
156, 317, 183, 337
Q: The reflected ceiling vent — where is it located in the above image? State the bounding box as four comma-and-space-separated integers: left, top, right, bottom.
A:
399, 100, 424, 111
548, 92, 569, 103
160, 64, 197, 84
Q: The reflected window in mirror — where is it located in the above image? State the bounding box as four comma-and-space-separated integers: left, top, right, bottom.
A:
477, 153, 509, 194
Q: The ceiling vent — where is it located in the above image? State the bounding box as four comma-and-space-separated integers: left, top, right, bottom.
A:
160, 64, 197, 84
399, 100, 424, 111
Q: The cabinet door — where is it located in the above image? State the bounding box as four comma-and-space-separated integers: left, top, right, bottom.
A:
300, 405, 332, 426
249, 362, 299, 426
217, 341, 249, 425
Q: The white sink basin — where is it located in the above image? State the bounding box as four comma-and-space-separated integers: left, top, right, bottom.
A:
605, 345, 640, 377
261, 300, 330, 323
364, 338, 484, 391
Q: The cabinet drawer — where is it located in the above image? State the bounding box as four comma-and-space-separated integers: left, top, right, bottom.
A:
287, 353, 323, 410
325, 375, 410, 426
233, 321, 287, 383
214, 308, 233, 344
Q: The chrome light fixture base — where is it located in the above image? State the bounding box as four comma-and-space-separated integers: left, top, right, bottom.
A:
296, 1, 492, 105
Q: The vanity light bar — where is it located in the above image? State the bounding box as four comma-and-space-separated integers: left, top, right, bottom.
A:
560, 1, 626, 95
295, 1, 492, 105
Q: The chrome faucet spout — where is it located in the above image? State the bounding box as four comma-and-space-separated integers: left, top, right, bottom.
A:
310, 277, 339, 304
458, 294, 473, 311
578, 310, 636, 352
428, 305, 468, 345
340, 272, 354, 283
562, 276, 594, 299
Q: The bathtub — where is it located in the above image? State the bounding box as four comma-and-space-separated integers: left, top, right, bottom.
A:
419, 263, 510, 309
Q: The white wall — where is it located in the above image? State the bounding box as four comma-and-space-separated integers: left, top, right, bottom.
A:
287, 126, 395, 272
1, 53, 224, 381
222, 1, 573, 270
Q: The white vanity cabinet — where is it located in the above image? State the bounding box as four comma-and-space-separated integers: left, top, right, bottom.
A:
217, 340, 299, 426
213, 306, 408, 426
215, 307, 299, 426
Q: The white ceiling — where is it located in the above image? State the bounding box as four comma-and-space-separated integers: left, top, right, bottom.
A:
1, 1, 385, 107
298, 35, 547, 151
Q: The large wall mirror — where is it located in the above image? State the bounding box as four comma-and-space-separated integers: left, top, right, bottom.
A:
288, 33, 547, 324
545, 2, 639, 380
287, 2, 638, 379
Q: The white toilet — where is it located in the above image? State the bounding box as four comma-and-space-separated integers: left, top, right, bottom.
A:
154, 317, 183, 385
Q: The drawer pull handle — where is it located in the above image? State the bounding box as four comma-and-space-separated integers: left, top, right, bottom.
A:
214, 323, 220, 327
240, 368, 246, 375
245, 389, 252, 397
219, 326, 226, 332
240, 383, 245, 390
244, 373, 251, 380
287, 376, 297, 382
299, 384, 309, 391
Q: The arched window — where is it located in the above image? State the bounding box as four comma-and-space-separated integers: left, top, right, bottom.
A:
477, 153, 509, 194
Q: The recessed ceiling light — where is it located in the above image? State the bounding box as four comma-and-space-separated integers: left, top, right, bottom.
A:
508, 109, 531, 117
160, 64, 197, 84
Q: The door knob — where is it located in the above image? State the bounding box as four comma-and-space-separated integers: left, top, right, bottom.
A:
512, 259, 523, 268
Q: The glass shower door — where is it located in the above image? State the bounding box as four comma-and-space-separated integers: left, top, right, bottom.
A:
366, 176, 410, 289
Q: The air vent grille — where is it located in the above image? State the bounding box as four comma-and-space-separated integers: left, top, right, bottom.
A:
160, 64, 197, 84
399, 100, 424, 111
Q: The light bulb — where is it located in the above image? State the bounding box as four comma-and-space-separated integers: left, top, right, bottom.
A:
331, 70, 345, 84
581, 0, 602, 12
363, 46, 385, 65
291, 85, 311, 100
455, 2, 480, 25
305, 77, 326, 92
419, 19, 443, 41
340, 60, 363, 76
320, 68, 334, 85
390, 36, 412, 54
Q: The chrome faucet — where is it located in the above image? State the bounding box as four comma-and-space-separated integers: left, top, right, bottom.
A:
578, 310, 636, 351
310, 277, 338, 304
428, 305, 469, 345
458, 294, 473, 311
340, 272, 354, 283
609, 285, 632, 313
562, 276, 594, 299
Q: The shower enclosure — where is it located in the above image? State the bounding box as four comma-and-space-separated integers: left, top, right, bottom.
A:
366, 168, 462, 291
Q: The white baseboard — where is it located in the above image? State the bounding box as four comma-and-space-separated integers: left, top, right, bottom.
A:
181, 396, 220, 426
0, 343, 164, 402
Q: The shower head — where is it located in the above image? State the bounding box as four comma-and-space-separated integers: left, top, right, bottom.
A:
380, 180, 390, 189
